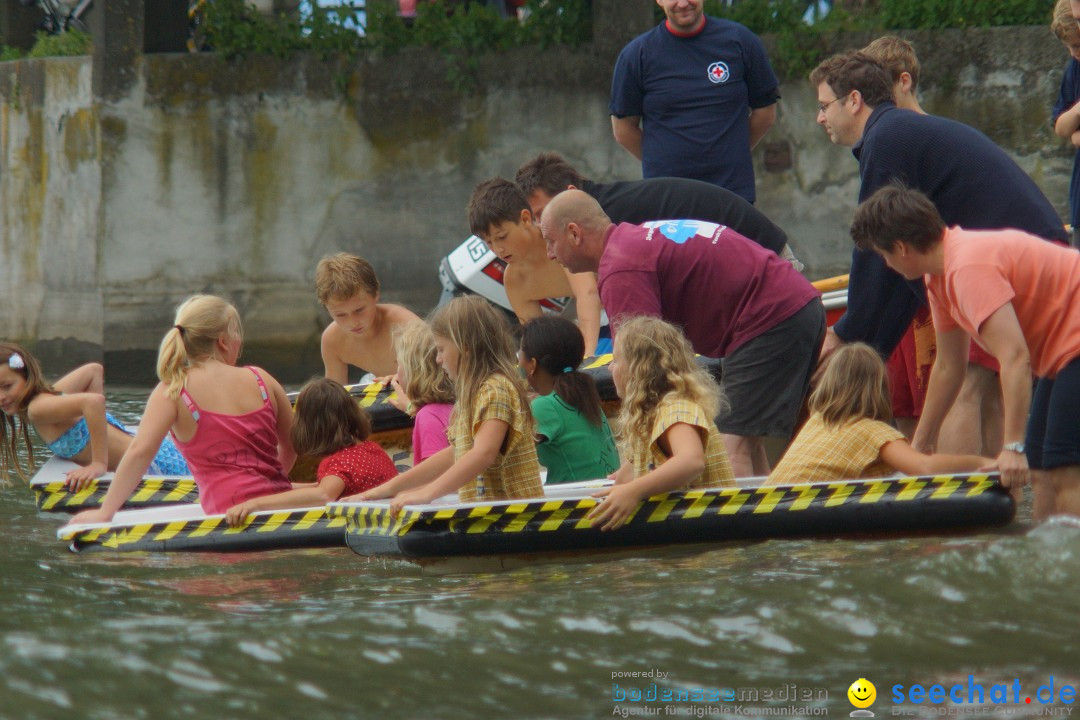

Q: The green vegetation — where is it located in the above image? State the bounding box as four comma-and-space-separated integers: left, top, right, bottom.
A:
0, 28, 93, 61
27, 29, 93, 58
700, 0, 1057, 77
199, 0, 590, 59
0, 45, 24, 62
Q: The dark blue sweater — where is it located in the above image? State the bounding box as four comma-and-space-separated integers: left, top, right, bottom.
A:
838, 103, 1068, 355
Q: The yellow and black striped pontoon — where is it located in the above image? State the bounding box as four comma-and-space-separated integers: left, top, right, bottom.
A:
57, 502, 347, 553
329, 473, 1014, 568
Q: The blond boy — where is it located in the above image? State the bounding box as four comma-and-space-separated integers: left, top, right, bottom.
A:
861, 36, 924, 114
467, 178, 602, 356
316, 253, 420, 383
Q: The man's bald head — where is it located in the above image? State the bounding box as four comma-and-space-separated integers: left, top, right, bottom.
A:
539, 189, 612, 274
542, 189, 610, 234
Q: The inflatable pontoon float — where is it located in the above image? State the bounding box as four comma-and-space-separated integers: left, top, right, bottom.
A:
329, 473, 1015, 572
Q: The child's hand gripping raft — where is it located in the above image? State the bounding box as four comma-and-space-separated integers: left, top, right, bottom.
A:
587, 316, 735, 531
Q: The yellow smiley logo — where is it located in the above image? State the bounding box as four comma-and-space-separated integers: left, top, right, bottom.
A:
848, 678, 877, 709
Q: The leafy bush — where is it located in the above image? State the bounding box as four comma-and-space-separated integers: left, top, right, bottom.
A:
701, 0, 871, 78
692, 0, 1055, 77
876, 0, 1055, 30
0, 46, 25, 62
27, 29, 92, 58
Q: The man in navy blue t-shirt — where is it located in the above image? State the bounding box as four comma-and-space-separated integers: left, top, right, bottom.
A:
609, 0, 779, 204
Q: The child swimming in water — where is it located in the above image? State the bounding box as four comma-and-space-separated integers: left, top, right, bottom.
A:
0, 343, 188, 488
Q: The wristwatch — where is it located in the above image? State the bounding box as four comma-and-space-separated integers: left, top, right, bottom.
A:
1002, 441, 1026, 454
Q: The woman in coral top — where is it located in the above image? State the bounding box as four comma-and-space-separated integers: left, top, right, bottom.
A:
68, 295, 296, 524
852, 184, 1080, 518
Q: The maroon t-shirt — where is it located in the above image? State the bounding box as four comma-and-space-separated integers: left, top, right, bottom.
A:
316, 441, 398, 496
598, 221, 819, 357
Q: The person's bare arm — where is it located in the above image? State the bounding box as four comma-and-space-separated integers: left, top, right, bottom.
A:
66, 384, 178, 525
320, 327, 349, 385
911, 327, 969, 454
611, 115, 644, 161
506, 277, 544, 325
564, 269, 601, 357
1056, 102, 1080, 138
262, 369, 297, 474
748, 104, 777, 149
977, 303, 1033, 488
53, 363, 105, 395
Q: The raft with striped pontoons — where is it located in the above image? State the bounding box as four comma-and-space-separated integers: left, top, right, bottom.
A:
31, 457, 198, 513
328, 472, 1014, 572
57, 502, 346, 553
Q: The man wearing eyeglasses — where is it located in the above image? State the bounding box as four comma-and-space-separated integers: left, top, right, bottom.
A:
809, 51, 1068, 457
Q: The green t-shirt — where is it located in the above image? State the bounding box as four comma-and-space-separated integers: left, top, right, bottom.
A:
531, 392, 620, 484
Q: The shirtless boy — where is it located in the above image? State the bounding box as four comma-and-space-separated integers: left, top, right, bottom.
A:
316, 253, 420, 383
467, 178, 602, 356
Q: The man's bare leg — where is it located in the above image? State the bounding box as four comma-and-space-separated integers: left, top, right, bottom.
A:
979, 370, 1004, 457
1031, 471, 1055, 522
722, 434, 769, 478
895, 417, 917, 441
938, 364, 1001, 456
1049, 465, 1080, 518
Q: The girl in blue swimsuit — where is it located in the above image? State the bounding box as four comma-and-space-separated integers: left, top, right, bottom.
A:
0, 343, 188, 488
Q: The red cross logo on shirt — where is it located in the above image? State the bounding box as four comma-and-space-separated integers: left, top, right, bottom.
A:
707, 61, 730, 84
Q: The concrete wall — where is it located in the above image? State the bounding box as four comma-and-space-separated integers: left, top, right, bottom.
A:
0, 24, 1073, 383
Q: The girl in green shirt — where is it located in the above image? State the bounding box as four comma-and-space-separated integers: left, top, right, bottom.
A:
518, 317, 620, 484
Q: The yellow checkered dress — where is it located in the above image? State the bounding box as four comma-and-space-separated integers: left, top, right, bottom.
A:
766, 413, 905, 485
629, 397, 735, 489
449, 374, 543, 502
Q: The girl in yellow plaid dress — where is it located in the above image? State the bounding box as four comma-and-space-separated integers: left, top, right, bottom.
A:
355, 296, 542, 515
588, 316, 735, 531
766, 343, 990, 485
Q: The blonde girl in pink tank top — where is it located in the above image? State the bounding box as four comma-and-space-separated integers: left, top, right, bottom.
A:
67, 295, 296, 525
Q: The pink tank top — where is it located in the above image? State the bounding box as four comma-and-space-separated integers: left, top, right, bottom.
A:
172, 366, 292, 514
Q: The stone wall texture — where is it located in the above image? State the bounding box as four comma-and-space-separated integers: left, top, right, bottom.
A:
0, 25, 1073, 382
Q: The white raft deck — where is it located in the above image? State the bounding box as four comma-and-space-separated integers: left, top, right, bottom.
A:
31, 456, 197, 513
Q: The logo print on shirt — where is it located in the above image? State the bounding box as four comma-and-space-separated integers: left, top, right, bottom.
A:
656, 220, 699, 244
707, 61, 730, 84
644, 219, 727, 245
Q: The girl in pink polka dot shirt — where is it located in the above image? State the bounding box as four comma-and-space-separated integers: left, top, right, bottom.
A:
225, 378, 397, 525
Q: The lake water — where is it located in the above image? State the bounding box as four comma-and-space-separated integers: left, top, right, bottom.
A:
3, 391, 1079, 719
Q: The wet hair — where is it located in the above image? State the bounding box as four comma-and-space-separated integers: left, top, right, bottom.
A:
850, 183, 946, 254
861, 36, 920, 90
315, 252, 380, 306
290, 377, 373, 458
157, 295, 243, 400
514, 152, 587, 201
613, 316, 726, 462
429, 295, 533, 431
467, 177, 531, 238
0, 342, 53, 483
810, 343, 892, 427
519, 316, 604, 427
809, 51, 894, 108
1052, 0, 1080, 43
393, 320, 455, 414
